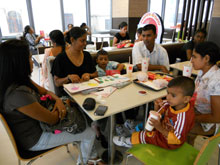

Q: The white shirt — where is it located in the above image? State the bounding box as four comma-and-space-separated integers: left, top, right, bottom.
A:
195, 65, 220, 132
132, 41, 170, 70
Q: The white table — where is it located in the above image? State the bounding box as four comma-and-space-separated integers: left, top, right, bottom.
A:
32, 54, 45, 85
170, 61, 199, 75
64, 73, 167, 164
92, 34, 114, 43
32, 54, 45, 67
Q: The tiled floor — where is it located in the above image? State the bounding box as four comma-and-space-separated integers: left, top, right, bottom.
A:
0, 114, 143, 165
0, 66, 218, 165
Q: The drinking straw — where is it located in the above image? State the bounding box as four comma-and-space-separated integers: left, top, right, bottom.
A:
157, 100, 169, 113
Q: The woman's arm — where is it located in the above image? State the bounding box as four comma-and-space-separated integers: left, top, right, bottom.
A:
112, 37, 118, 47
195, 96, 220, 123
32, 80, 66, 119
53, 74, 81, 87
35, 35, 44, 44
17, 102, 59, 125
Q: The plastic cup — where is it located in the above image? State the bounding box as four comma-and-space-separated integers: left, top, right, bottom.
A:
145, 111, 161, 131
126, 64, 133, 78
183, 65, 192, 77
141, 58, 149, 73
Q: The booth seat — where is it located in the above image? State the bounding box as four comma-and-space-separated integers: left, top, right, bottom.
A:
90, 42, 185, 65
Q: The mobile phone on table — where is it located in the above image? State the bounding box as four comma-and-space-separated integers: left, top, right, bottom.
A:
94, 105, 108, 116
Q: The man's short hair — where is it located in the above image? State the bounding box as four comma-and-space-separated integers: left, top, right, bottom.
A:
167, 76, 195, 96
142, 24, 156, 34
195, 28, 207, 38
96, 49, 108, 58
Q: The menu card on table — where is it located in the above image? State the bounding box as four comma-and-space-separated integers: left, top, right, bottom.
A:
63, 74, 130, 94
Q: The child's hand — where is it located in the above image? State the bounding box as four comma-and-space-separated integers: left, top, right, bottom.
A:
149, 118, 162, 130
154, 99, 163, 111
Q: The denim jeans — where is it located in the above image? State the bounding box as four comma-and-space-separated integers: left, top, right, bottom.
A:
30, 127, 96, 164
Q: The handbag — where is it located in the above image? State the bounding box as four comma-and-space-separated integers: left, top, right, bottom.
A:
39, 95, 86, 134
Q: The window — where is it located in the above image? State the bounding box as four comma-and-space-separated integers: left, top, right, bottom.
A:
149, 0, 163, 17
63, 0, 87, 29
177, 0, 184, 25
90, 0, 111, 33
0, 0, 29, 36
164, 0, 177, 28
31, 0, 62, 36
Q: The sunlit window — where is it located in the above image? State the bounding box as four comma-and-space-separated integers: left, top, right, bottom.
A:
63, 0, 87, 29
149, 0, 162, 17
0, 0, 29, 36
31, 0, 62, 36
90, 0, 111, 33
164, 0, 177, 28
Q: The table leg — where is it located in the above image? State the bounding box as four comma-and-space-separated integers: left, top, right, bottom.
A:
144, 103, 149, 125
101, 115, 123, 164
109, 115, 115, 164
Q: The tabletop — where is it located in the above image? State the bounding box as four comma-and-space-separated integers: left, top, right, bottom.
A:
32, 54, 45, 67
65, 73, 167, 121
170, 61, 199, 75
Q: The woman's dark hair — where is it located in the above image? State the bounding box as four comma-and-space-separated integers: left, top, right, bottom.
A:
23, 25, 31, 37
80, 23, 86, 28
65, 31, 71, 44
195, 41, 220, 65
195, 28, 207, 38
0, 40, 38, 109
119, 22, 127, 29
69, 27, 87, 41
49, 30, 65, 52
68, 24, 73, 28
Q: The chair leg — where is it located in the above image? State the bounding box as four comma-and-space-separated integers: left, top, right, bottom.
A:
27, 158, 38, 165
73, 142, 84, 165
66, 144, 70, 153
126, 154, 133, 165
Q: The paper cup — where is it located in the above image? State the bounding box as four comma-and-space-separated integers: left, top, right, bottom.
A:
126, 64, 133, 77
183, 65, 192, 77
145, 111, 161, 131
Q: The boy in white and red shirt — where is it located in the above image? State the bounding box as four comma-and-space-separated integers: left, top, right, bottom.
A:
113, 76, 195, 149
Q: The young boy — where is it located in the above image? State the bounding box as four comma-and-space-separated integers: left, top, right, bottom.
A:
96, 49, 125, 77
113, 76, 195, 149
